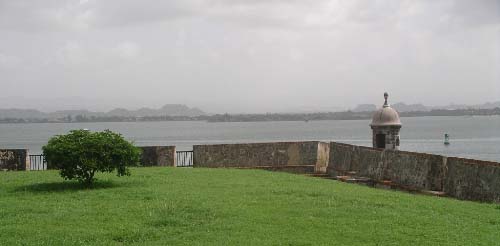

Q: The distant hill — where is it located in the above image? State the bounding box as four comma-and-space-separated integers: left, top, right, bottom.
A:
352, 104, 377, 112
107, 104, 205, 117
351, 101, 500, 112
351, 103, 429, 112
0, 104, 206, 119
392, 103, 429, 112
0, 109, 47, 119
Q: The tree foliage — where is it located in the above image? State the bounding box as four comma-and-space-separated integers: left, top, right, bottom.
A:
43, 129, 141, 187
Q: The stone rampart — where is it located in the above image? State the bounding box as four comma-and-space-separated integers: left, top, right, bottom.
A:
139, 146, 176, 167
0, 149, 29, 171
193, 141, 328, 172
316, 142, 330, 173
327, 143, 361, 176
444, 157, 500, 202
327, 142, 500, 202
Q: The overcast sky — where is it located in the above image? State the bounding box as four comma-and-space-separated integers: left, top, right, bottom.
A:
0, 0, 499, 113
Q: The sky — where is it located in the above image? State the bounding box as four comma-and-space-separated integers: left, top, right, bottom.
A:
0, 0, 499, 113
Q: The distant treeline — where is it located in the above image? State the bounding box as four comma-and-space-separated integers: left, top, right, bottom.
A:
1, 108, 499, 124
207, 108, 500, 122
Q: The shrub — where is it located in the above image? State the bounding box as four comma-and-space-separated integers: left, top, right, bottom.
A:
42, 129, 141, 187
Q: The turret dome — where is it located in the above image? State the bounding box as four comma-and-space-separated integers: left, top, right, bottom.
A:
370, 92, 401, 127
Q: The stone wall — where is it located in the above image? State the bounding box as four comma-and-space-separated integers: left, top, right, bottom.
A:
193, 141, 328, 172
316, 142, 330, 173
0, 149, 29, 171
139, 146, 176, 167
327, 142, 500, 202
328, 143, 446, 191
382, 149, 445, 191
444, 157, 500, 202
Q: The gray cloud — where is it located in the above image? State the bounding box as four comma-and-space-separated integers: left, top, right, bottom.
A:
0, 0, 498, 113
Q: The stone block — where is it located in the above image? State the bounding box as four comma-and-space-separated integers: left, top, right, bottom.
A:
0, 149, 29, 171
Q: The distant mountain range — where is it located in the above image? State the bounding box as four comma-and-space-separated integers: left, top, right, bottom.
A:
0, 104, 206, 119
1, 101, 500, 120
352, 101, 500, 112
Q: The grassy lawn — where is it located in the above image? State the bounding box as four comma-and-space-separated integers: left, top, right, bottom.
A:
1, 167, 499, 245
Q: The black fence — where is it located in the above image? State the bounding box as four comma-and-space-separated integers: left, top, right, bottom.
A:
176, 151, 193, 167
29, 154, 47, 171
28, 151, 194, 170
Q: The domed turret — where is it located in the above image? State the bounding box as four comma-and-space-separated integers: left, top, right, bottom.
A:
370, 92, 401, 127
370, 92, 402, 150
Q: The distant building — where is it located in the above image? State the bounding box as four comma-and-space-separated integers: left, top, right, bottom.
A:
370, 92, 402, 150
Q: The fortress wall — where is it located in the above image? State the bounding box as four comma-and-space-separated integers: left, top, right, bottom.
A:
7, 140, 497, 202
139, 146, 176, 167
193, 141, 328, 172
327, 142, 359, 176
329, 142, 446, 191
328, 142, 500, 202
0, 149, 30, 171
381, 150, 446, 191
444, 157, 500, 202
316, 142, 330, 173
356, 146, 385, 180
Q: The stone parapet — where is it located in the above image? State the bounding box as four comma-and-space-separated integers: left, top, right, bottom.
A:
0, 149, 29, 171
327, 142, 500, 202
193, 141, 328, 173
139, 146, 176, 167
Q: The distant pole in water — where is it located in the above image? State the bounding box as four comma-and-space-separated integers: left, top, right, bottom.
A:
444, 133, 450, 145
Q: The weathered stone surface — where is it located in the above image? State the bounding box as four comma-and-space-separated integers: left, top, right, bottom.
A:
193, 141, 328, 173
328, 143, 446, 191
0, 149, 29, 171
357, 146, 385, 180
328, 142, 500, 202
316, 142, 330, 173
383, 150, 445, 191
444, 157, 500, 202
326, 142, 358, 176
139, 146, 176, 167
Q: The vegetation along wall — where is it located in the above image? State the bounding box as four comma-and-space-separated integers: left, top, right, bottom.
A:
0, 149, 29, 171
193, 141, 329, 173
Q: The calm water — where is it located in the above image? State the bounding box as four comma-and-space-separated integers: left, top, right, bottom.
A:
1, 116, 499, 162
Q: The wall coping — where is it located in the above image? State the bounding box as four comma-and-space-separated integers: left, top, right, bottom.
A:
447, 156, 500, 167
139, 145, 176, 148
193, 141, 325, 148
331, 142, 449, 159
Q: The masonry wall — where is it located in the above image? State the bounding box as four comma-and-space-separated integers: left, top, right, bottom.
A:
327, 142, 500, 202
0, 149, 29, 171
316, 142, 330, 173
444, 157, 500, 202
139, 146, 176, 167
328, 143, 446, 191
193, 141, 328, 172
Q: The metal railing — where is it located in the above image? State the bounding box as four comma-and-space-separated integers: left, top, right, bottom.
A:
29, 154, 47, 170
176, 151, 193, 167
28, 151, 194, 170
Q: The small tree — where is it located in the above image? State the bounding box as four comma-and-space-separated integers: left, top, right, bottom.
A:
43, 129, 141, 187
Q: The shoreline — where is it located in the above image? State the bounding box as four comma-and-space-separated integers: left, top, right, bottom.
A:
1, 112, 499, 124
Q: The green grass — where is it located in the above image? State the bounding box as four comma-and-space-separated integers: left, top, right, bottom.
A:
1, 168, 499, 246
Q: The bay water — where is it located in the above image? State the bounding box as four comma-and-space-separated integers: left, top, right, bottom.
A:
1, 116, 499, 162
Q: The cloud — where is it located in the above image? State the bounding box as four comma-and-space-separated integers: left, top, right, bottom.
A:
0, 0, 497, 32
0, 0, 498, 112
112, 42, 141, 59
0, 53, 21, 68
53, 41, 86, 65
0, 0, 95, 32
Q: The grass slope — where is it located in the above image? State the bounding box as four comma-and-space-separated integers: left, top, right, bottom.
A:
1, 167, 499, 245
